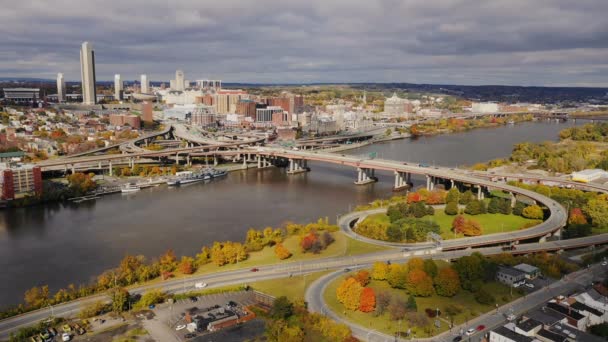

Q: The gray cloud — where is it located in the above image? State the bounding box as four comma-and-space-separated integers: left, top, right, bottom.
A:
1, 0, 607, 86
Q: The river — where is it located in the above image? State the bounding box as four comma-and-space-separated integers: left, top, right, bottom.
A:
0, 120, 583, 308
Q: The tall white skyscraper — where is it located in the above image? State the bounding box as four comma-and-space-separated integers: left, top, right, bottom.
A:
175, 70, 184, 91
56, 73, 65, 102
140, 74, 149, 94
79, 42, 96, 105
114, 74, 123, 100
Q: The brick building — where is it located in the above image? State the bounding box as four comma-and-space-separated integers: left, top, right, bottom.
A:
0, 163, 43, 200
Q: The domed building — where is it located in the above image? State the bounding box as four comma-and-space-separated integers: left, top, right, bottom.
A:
383, 93, 413, 117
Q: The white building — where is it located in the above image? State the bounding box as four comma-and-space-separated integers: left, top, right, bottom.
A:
173, 70, 185, 91
79, 41, 96, 105
56, 73, 65, 102
140, 74, 149, 94
162, 89, 205, 105
571, 169, 608, 183
383, 93, 412, 117
472, 102, 499, 113
114, 74, 123, 100
163, 104, 199, 121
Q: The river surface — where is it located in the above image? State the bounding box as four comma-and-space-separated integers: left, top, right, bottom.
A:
0, 120, 584, 307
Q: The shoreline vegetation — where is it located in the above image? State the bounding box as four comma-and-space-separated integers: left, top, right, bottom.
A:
0, 218, 343, 320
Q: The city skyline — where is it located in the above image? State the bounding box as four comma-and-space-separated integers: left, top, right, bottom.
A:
1, 0, 608, 87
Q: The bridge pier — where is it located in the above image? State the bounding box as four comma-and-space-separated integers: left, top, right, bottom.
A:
476, 185, 485, 200
175, 153, 180, 165
186, 155, 191, 167
355, 167, 376, 185
393, 171, 408, 191
510, 192, 516, 208
287, 158, 309, 174
109, 161, 113, 176
426, 175, 436, 191
70, 164, 75, 174
213, 155, 218, 167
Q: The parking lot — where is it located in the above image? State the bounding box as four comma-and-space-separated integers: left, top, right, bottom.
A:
142, 290, 265, 342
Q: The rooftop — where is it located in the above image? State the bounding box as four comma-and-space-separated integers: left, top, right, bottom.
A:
492, 326, 533, 342
570, 301, 603, 317
514, 263, 540, 274
498, 266, 526, 277
545, 302, 585, 320
516, 318, 542, 332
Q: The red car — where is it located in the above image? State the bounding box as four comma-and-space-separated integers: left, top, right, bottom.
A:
250, 268, 259, 272
476, 325, 486, 331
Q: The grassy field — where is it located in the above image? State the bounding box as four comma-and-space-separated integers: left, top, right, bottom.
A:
324, 268, 521, 338
249, 271, 332, 302
135, 231, 391, 288
362, 211, 535, 240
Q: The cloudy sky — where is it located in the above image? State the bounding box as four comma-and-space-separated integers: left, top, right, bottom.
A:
1, 0, 608, 86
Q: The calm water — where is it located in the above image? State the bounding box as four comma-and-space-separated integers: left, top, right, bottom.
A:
0, 120, 581, 307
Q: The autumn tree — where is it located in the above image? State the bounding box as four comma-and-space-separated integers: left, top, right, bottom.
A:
195, 246, 211, 266
584, 196, 608, 227
67, 172, 98, 196
388, 298, 407, 320
178, 256, 195, 275
371, 262, 389, 280
387, 264, 408, 289
336, 277, 363, 311
24, 285, 49, 308
354, 270, 370, 286
406, 269, 434, 297
159, 249, 177, 272
434, 267, 461, 297
568, 208, 588, 225
359, 287, 376, 313
522, 205, 544, 220
274, 243, 292, 260
407, 257, 425, 272
461, 218, 483, 236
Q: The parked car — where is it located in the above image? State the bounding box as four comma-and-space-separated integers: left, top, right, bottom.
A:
525, 283, 535, 289
176, 325, 186, 331
476, 325, 486, 331
602, 261, 607, 266
195, 282, 207, 289
47, 327, 57, 337
465, 328, 476, 336
250, 268, 259, 272
62, 325, 71, 333
61, 333, 71, 342
189, 296, 198, 302
452, 336, 462, 342
184, 333, 196, 339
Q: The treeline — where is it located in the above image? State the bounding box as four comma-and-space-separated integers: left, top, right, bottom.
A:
409, 114, 533, 137
336, 253, 576, 333
0, 218, 339, 320
560, 123, 608, 142
509, 182, 608, 238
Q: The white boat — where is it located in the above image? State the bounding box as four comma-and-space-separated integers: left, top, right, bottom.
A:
210, 169, 227, 178
507, 120, 515, 125
121, 183, 141, 193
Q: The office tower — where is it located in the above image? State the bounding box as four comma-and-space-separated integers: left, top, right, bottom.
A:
175, 70, 184, 91
56, 73, 65, 102
142, 101, 153, 123
140, 74, 149, 94
114, 74, 123, 100
79, 41, 96, 105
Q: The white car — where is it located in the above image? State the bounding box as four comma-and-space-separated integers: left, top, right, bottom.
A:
176, 325, 186, 331
194, 282, 208, 289
601, 261, 607, 266
465, 328, 476, 336
62, 333, 71, 341
525, 283, 535, 289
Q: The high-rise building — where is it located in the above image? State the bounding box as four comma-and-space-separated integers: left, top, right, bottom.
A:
114, 74, 123, 101
140, 74, 149, 94
142, 101, 153, 123
174, 70, 185, 91
79, 42, 96, 105
56, 73, 65, 102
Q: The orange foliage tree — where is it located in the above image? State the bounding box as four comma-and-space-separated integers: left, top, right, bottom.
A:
359, 287, 376, 313
178, 256, 195, 274
354, 270, 370, 286
433, 267, 460, 297
274, 243, 292, 260
406, 269, 434, 297
568, 208, 588, 225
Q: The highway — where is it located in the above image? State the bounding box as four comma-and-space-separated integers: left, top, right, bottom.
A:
2, 234, 608, 339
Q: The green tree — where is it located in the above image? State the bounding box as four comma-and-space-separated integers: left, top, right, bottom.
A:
459, 190, 474, 204
453, 254, 483, 291
423, 259, 438, 278
513, 202, 526, 216
499, 199, 513, 215
446, 188, 460, 203
406, 295, 417, 311
444, 201, 459, 215
589, 323, 608, 339
111, 288, 129, 313
474, 288, 495, 305
487, 197, 501, 214
271, 296, 294, 320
